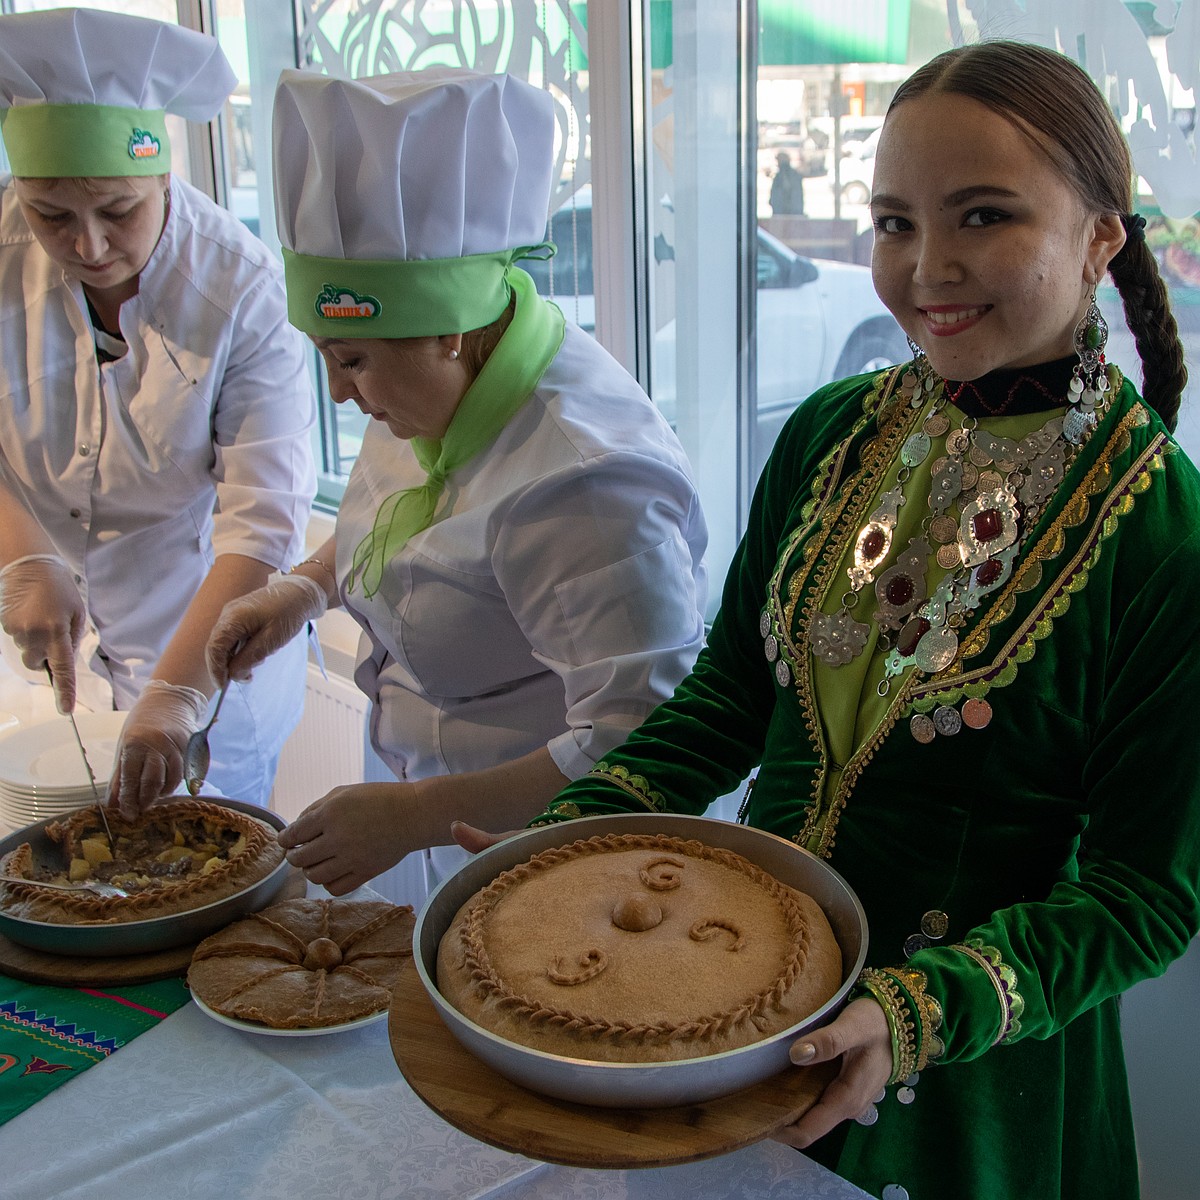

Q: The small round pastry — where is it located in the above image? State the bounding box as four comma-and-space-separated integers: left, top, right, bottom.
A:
436, 832, 844, 1063
188, 897, 414, 1029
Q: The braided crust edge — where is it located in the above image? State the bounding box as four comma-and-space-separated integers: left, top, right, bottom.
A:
439, 833, 843, 1063
0, 800, 285, 924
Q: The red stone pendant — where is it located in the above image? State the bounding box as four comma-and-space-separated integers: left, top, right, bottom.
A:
958, 488, 1019, 568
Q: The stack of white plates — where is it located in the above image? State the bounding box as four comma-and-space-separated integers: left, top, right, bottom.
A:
0, 710, 128, 833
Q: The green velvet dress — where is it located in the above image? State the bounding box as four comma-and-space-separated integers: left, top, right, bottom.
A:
533, 357, 1200, 1200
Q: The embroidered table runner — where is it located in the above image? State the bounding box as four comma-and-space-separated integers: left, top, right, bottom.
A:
0, 972, 190, 1124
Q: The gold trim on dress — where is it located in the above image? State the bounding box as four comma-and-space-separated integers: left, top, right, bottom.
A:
855, 966, 918, 1084
580, 763, 667, 813
951, 939, 1025, 1045
760, 383, 1163, 858
762, 368, 919, 851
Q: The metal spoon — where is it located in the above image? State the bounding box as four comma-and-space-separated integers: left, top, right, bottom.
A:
0, 875, 129, 898
183, 675, 232, 797
45, 665, 115, 848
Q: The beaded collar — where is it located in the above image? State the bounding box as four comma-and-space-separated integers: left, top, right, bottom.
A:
943, 355, 1077, 418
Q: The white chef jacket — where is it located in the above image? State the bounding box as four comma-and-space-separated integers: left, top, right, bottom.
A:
0, 176, 317, 805
337, 321, 708, 786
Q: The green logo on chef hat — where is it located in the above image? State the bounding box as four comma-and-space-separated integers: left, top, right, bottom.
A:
128, 129, 162, 160
315, 284, 382, 321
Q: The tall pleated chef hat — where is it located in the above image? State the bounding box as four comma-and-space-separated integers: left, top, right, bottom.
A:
272, 67, 557, 339
0, 7, 235, 178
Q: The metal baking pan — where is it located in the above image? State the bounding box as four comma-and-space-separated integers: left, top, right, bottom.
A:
0, 797, 290, 957
412, 813, 868, 1109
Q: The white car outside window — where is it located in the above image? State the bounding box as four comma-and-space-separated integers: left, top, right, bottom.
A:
835, 127, 880, 207
525, 196, 907, 476
332, 194, 907, 480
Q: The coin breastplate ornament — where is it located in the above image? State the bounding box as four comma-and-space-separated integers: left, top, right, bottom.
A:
798, 355, 1114, 740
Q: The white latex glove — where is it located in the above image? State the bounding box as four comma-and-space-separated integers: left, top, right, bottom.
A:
206, 574, 328, 687
109, 679, 210, 819
0, 554, 86, 712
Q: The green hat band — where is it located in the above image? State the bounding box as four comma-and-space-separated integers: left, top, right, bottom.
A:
0, 104, 170, 177
281, 244, 555, 339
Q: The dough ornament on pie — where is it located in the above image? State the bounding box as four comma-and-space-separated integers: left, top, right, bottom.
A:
188, 898, 415, 1028
0, 800, 285, 924
436, 832, 844, 1063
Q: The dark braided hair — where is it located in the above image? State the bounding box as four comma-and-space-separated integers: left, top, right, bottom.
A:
887, 40, 1187, 431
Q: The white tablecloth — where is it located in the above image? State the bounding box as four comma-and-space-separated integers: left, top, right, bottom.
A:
0, 658, 869, 1200
0, 994, 870, 1200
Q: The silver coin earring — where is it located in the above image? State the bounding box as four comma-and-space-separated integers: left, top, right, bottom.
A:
1065, 289, 1109, 444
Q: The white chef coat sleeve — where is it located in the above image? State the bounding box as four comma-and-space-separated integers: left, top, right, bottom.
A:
492, 450, 708, 781
208, 269, 316, 569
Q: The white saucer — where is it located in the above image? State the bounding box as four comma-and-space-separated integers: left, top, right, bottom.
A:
0, 797, 95, 827
0, 781, 102, 802
191, 993, 388, 1037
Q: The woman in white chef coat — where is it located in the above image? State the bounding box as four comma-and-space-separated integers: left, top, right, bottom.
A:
0, 9, 316, 814
206, 68, 708, 895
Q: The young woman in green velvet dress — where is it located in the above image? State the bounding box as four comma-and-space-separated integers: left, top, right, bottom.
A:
458, 40, 1198, 1200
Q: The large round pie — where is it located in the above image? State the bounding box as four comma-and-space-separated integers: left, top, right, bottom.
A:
188, 898, 415, 1028
436, 832, 844, 1063
0, 799, 285, 924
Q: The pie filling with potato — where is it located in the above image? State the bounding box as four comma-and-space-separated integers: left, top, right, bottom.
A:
0, 800, 285, 925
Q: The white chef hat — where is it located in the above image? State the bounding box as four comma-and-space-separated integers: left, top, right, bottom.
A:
272, 67, 557, 339
0, 7, 235, 178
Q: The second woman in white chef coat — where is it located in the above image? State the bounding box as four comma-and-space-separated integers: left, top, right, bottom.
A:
206, 68, 707, 895
0, 10, 316, 812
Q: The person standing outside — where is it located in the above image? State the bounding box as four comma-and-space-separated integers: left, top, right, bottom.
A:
770, 149, 806, 216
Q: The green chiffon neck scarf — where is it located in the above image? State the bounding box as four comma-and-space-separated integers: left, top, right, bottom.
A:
348, 266, 565, 598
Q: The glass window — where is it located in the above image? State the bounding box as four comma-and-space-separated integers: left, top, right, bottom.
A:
523, 201, 597, 320
6, 2, 1195, 577
643, 3, 743, 607
212, 0, 294, 248
645, 1, 1199, 619
0, 0, 190, 179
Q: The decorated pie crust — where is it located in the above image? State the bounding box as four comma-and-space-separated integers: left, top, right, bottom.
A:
436, 832, 844, 1063
187, 898, 415, 1028
0, 800, 285, 925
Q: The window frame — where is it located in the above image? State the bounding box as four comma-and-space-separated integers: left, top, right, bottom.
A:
186, 0, 1200, 531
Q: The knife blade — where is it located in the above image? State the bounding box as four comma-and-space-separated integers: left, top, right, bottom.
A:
46, 665, 115, 845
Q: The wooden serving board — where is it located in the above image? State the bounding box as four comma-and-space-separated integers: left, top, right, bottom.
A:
0, 867, 306, 987
388, 958, 837, 1170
